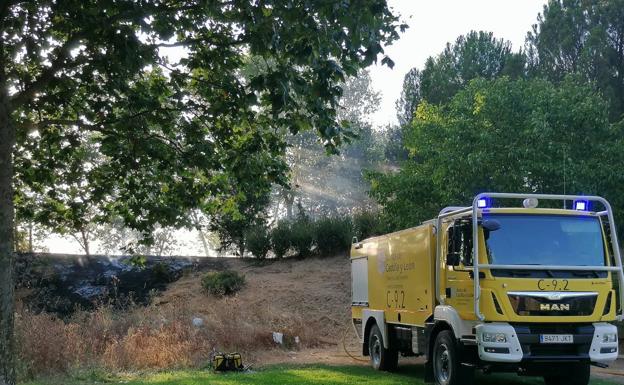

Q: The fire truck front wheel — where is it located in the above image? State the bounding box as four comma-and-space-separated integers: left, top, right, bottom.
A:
368, 324, 398, 371
433, 330, 473, 385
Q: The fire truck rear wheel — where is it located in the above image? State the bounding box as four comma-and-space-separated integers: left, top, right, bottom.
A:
433, 330, 473, 385
368, 324, 398, 371
543, 362, 590, 385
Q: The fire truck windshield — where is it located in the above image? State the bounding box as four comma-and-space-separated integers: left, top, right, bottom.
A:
484, 214, 606, 267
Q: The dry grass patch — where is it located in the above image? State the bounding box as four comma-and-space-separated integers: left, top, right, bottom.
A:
16, 255, 353, 380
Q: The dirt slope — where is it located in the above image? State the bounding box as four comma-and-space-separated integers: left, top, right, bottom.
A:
155, 255, 355, 347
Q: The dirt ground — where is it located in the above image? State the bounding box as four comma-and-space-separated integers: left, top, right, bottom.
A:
155, 255, 624, 383
157, 255, 354, 342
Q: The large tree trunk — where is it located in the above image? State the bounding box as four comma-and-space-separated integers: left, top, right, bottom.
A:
0, 82, 16, 385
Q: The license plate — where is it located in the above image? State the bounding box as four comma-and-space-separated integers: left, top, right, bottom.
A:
540, 334, 574, 344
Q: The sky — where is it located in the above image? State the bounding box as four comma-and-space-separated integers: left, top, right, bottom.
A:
43, 0, 548, 255
369, 0, 547, 127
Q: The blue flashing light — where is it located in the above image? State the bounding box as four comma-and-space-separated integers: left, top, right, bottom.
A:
574, 199, 590, 211
477, 197, 490, 208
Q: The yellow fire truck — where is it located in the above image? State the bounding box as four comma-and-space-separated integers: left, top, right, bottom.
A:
351, 193, 623, 385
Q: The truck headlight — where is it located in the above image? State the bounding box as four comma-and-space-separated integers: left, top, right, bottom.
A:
602, 333, 617, 343
482, 332, 507, 343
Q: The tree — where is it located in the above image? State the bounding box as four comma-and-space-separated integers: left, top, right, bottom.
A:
15, 133, 107, 255
95, 218, 180, 256
395, 68, 421, 126
139, 226, 179, 256
0, 2, 405, 383
12, 216, 48, 253
276, 69, 382, 219
94, 217, 137, 255
419, 31, 525, 106
368, 76, 624, 230
337, 70, 382, 128
378, 123, 408, 164
189, 209, 221, 257
207, 138, 285, 257
526, 0, 624, 121
390, 31, 525, 173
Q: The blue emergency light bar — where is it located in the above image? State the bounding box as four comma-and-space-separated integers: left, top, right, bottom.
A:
477, 197, 491, 208
574, 199, 590, 211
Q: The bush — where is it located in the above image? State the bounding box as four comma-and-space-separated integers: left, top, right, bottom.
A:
124, 255, 147, 269
201, 270, 246, 297
245, 225, 271, 259
352, 211, 383, 240
265, 212, 387, 259
289, 218, 315, 258
151, 262, 173, 283
314, 216, 353, 256
270, 221, 291, 259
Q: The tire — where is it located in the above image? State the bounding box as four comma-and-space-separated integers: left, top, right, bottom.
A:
368, 324, 399, 371
432, 330, 473, 385
543, 363, 590, 385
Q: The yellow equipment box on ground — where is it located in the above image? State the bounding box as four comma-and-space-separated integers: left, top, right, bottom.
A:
211, 352, 243, 372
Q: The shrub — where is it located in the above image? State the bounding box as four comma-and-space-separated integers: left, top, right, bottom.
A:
314, 216, 353, 256
270, 221, 291, 259
289, 217, 315, 258
201, 270, 246, 297
352, 211, 383, 240
151, 262, 172, 283
245, 225, 271, 259
124, 255, 147, 269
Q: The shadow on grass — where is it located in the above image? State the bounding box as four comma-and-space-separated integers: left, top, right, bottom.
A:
394, 364, 544, 385
127, 364, 546, 385
23, 363, 620, 385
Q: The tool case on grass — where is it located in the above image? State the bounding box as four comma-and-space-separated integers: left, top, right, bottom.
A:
211, 352, 243, 372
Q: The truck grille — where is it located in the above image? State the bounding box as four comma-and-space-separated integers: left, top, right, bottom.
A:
508, 292, 597, 316
513, 323, 593, 361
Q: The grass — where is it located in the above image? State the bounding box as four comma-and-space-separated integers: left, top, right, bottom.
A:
21, 364, 624, 385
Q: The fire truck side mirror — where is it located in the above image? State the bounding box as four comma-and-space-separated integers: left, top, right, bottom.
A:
480, 219, 501, 232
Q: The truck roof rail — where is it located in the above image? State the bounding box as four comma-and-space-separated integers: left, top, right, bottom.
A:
470, 192, 624, 321
438, 206, 470, 216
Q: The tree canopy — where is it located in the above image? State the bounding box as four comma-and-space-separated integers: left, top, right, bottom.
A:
395, 67, 421, 126
395, 30, 525, 127
0, 2, 405, 383
419, 30, 525, 106
384, 1, 624, 233
526, 0, 624, 121
7, 0, 404, 237
371, 76, 624, 230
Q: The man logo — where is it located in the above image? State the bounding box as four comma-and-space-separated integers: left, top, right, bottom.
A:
540, 303, 570, 311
